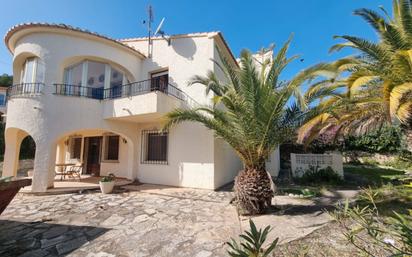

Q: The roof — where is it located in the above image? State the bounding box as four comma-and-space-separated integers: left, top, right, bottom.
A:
4, 23, 146, 58
4, 23, 238, 67
119, 31, 239, 67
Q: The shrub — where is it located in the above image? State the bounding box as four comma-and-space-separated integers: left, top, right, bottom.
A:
343, 125, 404, 154
331, 188, 412, 256
227, 219, 278, 257
294, 166, 343, 185
100, 173, 115, 182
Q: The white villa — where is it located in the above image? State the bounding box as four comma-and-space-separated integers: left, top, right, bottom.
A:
2, 23, 279, 192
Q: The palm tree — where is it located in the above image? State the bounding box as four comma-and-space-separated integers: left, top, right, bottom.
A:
163, 39, 327, 214
298, 0, 412, 145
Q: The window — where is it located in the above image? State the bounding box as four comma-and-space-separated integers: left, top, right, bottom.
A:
70, 137, 82, 159
150, 70, 168, 92
64, 62, 83, 86
21, 57, 45, 84
63, 60, 128, 88
141, 130, 168, 164
103, 135, 119, 161
87, 61, 106, 88
0, 94, 6, 106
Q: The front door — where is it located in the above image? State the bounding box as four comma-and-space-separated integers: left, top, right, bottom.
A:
86, 137, 102, 176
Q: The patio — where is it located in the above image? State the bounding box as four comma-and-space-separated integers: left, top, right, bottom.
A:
20, 176, 133, 194
0, 184, 358, 257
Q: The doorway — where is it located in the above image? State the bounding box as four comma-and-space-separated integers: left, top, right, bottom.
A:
84, 136, 102, 176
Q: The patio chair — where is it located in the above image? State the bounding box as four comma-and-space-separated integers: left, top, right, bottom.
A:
67, 165, 83, 181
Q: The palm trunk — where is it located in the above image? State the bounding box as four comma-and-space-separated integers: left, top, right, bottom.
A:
234, 167, 274, 215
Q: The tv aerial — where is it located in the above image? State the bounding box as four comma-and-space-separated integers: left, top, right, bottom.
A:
143, 5, 171, 58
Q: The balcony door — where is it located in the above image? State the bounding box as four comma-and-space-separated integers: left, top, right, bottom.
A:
150, 70, 168, 93
84, 136, 102, 176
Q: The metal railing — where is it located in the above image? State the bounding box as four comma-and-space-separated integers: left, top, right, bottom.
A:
54, 84, 104, 100
54, 79, 198, 105
7, 83, 44, 98
8, 80, 199, 107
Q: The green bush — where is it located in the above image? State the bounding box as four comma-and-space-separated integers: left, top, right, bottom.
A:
343, 125, 404, 154
331, 188, 412, 256
294, 166, 343, 185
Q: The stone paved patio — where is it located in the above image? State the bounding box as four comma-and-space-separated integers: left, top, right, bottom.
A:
0, 184, 357, 257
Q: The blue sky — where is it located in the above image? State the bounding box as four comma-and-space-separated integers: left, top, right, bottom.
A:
0, 0, 392, 80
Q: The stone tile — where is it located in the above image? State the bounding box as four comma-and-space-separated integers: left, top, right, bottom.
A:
0, 185, 355, 257
17, 248, 49, 257
56, 236, 88, 255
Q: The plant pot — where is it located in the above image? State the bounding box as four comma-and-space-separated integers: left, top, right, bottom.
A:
99, 181, 115, 194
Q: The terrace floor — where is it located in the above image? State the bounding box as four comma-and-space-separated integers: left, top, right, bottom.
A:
0, 184, 358, 257
20, 176, 133, 194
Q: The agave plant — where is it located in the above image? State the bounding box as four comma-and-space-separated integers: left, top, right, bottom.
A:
163, 38, 328, 214
227, 219, 279, 257
298, 0, 412, 145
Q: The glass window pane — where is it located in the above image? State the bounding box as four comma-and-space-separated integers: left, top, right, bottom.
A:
105, 135, 119, 160
22, 58, 35, 83
64, 62, 83, 86
70, 137, 82, 159
87, 61, 105, 88
110, 67, 123, 87
35, 59, 45, 83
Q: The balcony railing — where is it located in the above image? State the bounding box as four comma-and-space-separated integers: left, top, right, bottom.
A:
54, 79, 196, 104
7, 83, 44, 98
8, 80, 198, 107
54, 84, 104, 100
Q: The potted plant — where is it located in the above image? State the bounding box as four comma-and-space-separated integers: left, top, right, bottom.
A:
99, 173, 115, 194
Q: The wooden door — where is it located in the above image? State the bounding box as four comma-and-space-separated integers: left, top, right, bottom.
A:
86, 137, 102, 176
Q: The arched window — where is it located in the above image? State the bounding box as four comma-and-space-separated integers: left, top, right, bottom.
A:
63, 60, 129, 88
21, 57, 45, 83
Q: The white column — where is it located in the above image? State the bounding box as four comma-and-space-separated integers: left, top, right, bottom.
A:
2, 129, 26, 177
31, 139, 57, 192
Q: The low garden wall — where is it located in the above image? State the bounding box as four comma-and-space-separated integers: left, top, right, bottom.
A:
290, 153, 343, 177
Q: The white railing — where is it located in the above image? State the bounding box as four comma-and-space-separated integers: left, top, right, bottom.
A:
290, 153, 343, 177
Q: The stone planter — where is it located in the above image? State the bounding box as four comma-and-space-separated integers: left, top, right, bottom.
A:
0, 178, 31, 214
99, 181, 115, 194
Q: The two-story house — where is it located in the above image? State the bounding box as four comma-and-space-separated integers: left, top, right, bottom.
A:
2, 23, 279, 192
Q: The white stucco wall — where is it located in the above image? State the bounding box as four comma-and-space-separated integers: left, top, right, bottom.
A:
123, 35, 215, 105
136, 122, 216, 189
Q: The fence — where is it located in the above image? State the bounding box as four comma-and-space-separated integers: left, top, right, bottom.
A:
290, 153, 343, 177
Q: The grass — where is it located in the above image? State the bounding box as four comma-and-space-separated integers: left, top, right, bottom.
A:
344, 164, 406, 186
344, 164, 411, 216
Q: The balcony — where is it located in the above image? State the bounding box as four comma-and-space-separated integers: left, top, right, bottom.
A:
7, 83, 44, 98
53, 79, 189, 102
7, 80, 198, 123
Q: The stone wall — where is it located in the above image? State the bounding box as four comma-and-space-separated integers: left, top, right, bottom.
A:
0, 159, 34, 177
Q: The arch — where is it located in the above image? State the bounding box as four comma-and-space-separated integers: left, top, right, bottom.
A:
12, 52, 42, 84
3, 127, 36, 178
58, 55, 136, 84
52, 128, 135, 180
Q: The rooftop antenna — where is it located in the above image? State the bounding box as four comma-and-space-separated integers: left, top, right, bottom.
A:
143, 5, 154, 58
154, 17, 171, 46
